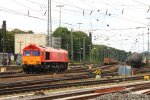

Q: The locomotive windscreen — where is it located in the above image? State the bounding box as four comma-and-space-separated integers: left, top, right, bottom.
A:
24, 50, 40, 56
24, 50, 31, 56
33, 50, 40, 56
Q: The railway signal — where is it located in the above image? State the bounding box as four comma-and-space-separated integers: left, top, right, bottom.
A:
1, 20, 8, 66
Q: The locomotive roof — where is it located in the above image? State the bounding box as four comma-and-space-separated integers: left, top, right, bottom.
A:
44, 47, 68, 53
23, 44, 44, 50
23, 44, 68, 53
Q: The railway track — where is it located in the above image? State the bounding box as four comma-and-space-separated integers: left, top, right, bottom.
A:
0, 75, 144, 95
31, 86, 126, 100
6, 79, 150, 100
0, 66, 117, 79
0, 72, 94, 89
0, 72, 117, 90
0, 67, 94, 78
0, 71, 17, 75
0, 64, 117, 79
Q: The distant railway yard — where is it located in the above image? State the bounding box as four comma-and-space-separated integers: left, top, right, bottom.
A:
0, 64, 150, 100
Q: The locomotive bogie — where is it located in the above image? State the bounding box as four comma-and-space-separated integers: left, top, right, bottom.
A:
22, 62, 68, 73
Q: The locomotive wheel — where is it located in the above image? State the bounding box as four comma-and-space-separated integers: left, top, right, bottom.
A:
22, 65, 27, 73
51, 64, 55, 72
64, 63, 68, 71
26, 67, 30, 74
57, 63, 61, 72
28, 67, 32, 74
62, 63, 67, 72
47, 65, 51, 72
23, 66, 30, 74
59, 64, 64, 72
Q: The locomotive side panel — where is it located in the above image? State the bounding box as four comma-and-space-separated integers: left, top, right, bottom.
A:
42, 49, 68, 62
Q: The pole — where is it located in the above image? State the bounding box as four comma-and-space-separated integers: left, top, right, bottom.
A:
138, 33, 139, 52
56, 5, 64, 27
47, 0, 52, 47
50, 0, 52, 47
47, 0, 50, 46
17, 41, 23, 54
142, 30, 144, 55
148, 27, 149, 53
89, 32, 92, 63
79, 40, 81, 63
77, 23, 82, 31
83, 37, 85, 63
89, 44, 91, 63
71, 28, 73, 63
2, 21, 6, 66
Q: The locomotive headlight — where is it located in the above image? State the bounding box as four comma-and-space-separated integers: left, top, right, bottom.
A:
23, 61, 27, 64
36, 61, 41, 64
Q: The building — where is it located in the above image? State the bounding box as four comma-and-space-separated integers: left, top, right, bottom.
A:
15, 34, 61, 54
15, 34, 46, 54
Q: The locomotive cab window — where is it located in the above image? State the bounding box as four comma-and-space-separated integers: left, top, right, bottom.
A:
24, 50, 31, 56
33, 50, 40, 56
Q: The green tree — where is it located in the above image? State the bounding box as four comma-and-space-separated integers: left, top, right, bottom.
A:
91, 45, 128, 64
52, 27, 91, 62
52, 27, 128, 63
27, 30, 34, 34
72, 31, 91, 62
0, 28, 34, 54
0, 29, 3, 52
52, 27, 70, 50
6, 31, 15, 53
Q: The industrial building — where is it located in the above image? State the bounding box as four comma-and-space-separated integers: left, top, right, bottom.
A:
15, 34, 61, 54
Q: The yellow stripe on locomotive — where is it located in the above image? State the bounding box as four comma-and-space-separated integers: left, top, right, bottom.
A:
22, 56, 41, 65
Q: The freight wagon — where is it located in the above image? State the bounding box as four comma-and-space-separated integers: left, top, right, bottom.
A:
103, 57, 118, 65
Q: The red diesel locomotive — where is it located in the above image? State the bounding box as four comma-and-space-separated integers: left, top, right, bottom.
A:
22, 44, 68, 73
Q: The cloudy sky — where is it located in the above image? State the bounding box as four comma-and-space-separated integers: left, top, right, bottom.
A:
0, 0, 150, 52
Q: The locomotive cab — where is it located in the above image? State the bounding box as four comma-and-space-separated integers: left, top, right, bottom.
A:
22, 50, 41, 65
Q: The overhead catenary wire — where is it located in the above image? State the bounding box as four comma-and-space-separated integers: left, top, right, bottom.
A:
0, 7, 66, 28
18, 0, 149, 28
130, 0, 149, 6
